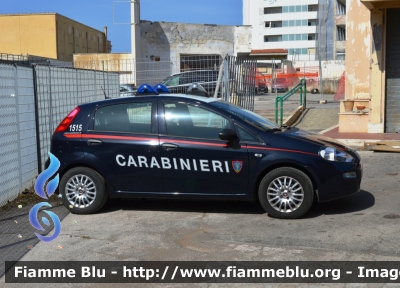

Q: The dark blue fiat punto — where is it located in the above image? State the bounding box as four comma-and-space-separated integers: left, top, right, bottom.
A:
49, 94, 362, 219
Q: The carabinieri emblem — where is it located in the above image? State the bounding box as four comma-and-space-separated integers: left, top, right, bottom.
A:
232, 160, 243, 173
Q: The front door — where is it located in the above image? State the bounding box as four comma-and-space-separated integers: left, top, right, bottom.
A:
157, 99, 249, 195
83, 99, 162, 193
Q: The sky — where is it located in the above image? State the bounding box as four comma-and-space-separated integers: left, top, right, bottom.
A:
1, 0, 243, 53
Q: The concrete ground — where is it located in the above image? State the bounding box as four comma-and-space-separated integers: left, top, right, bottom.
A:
254, 92, 340, 133
2, 151, 400, 287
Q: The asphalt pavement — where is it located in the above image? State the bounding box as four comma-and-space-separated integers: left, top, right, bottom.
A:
1, 151, 400, 287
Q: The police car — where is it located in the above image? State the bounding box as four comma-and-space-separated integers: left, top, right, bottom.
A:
50, 87, 362, 219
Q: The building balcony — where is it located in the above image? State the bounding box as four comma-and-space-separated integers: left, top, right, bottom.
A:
335, 15, 346, 27
336, 41, 346, 52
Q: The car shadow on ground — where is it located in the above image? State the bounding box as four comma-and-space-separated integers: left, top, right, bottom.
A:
304, 190, 375, 219
101, 198, 267, 215
99, 190, 375, 218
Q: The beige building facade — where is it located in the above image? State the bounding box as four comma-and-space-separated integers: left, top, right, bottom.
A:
0, 13, 111, 62
340, 0, 400, 133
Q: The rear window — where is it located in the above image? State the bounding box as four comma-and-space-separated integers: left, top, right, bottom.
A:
93, 102, 152, 134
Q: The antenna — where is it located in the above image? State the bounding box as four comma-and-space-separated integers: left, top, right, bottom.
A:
101, 86, 110, 99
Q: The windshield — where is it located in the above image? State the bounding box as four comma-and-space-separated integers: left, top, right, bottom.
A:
276, 78, 286, 83
210, 101, 280, 131
161, 77, 170, 85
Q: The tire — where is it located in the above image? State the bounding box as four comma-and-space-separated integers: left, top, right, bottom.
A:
59, 167, 108, 214
258, 167, 314, 219
311, 88, 319, 94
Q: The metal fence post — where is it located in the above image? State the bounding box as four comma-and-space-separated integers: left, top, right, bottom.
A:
48, 61, 53, 136
299, 85, 303, 107
76, 68, 79, 105
102, 60, 106, 95
275, 96, 281, 124
32, 65, 42, 173
223, 57, 230, 102
13, 64, 22, 192
303, 78, 307, 109
106, 61, 110, 97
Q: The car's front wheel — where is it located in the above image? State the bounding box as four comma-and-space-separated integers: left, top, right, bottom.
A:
258, 167, 314, 219
60, 167, 108, 214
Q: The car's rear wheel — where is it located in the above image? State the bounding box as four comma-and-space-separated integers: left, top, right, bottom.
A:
60, 167, 108, 214
258, 167, 314, 219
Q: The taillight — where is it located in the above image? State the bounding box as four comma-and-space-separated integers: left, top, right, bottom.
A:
54, 107, 80, 133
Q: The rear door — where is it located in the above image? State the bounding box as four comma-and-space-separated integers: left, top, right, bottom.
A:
158, 99, 249, 195
82, 99, 162, 193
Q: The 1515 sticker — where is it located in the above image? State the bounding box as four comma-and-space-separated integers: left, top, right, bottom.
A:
69, 124, 82, 132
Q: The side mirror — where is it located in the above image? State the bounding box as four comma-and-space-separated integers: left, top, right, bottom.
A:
219, 129, 238, 142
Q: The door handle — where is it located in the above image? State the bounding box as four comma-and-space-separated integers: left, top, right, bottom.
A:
87, 139, 102, 146
162, 143, 179, 151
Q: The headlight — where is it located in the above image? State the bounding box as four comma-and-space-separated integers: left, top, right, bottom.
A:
319, 146, 354, 162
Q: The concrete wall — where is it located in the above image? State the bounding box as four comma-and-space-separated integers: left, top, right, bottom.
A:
74, 53, 135, 84
345, 1, 371, 100
0, 14, 111, 62
344, 0, 387, 133
0, 14, 57, 59
139, 21, 252, 61
55, 14, 111, 62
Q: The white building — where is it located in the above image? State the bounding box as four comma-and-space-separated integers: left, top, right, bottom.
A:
243, 0, 318, 61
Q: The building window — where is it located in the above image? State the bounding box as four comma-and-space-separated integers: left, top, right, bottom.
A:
283, 19, 313, 27
308, 34, 316, 41
283, 34, 309, 41
265, 22, 270, 28
336, 0, 346, 15
264, 7, 282, 14
264, 35, 282, 42
282, 5, 309, 13
337, 27, 346, 41
288, 48, 310, 55
336, 52, 345, 60
180, 55, 221, 72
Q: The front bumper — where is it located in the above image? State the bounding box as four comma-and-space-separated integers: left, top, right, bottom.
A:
273, 87, 289, 93
316, 162, 363, 202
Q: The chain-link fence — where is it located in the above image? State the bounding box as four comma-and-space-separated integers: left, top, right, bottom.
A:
0, 64, 38, 207
34, 65, 119, 171
74, 55, 257, 110
221, 56, 257, 111
254, 60, 344, 126
74, 55, 223, 88
0, 60, 120, 207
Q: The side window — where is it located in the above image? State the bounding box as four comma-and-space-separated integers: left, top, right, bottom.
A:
164, 102, 229, 139
164, 75, 179, 86
236, 125, 260, 143
94, 102, 152, 133
179, 75, 189, 85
